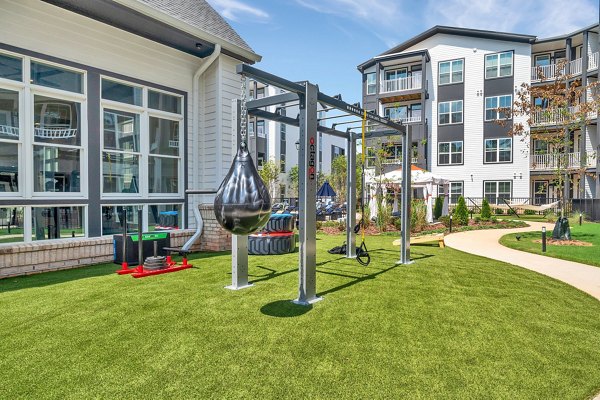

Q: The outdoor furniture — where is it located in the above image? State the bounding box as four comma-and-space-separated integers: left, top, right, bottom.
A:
393, 232, 445, 248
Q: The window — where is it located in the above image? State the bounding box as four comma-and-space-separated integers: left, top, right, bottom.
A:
366, 73, 376, 94
257, 152, 265, 168
101, 79, 142, 106
102, 109, 140, 193
439, 59, 463, 84
485, 51, 513, 79
485, 138, 512, 163
533, 140, 548, 154
0, 207, 24, 243
484, 181, 512, 204
438, 100, 462, 125
366, 147, 375, 167
256, 120, 265, 138
0, 53, 22, 81
101, 205, 141, 235
331, 145, 345, 162
248, 121, 255, 137
148, 90, 181, 114
280, 123, 286, 172
384, 143, 402, 160
384, 105, 407, 121
32, 206, 85, 240
385, 68, 407, 81
485, 95, 512, 121
534, 54, 551, 67
148, 117, 180, 193
280, 154, 286, 173
148, 204, 182, 231
256, 88, 265, 99
0, 89, 19, 193
438, 141, 463, 165
33, 95, 82, 193
31, 61, 83, 93
449, 182, 463, 204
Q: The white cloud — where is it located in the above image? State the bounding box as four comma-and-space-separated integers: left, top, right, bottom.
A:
425, 0, 597, 38
295, 0, 406, 29
207, 0, 269, 22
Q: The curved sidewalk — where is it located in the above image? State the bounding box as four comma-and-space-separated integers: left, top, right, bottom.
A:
444, 221, 600, 301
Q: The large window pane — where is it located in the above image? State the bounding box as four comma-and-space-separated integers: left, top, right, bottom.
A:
149, 117, 179, 156
33, 146, 80, 192
0, 53, 22, 81
103, 109, 139, 152
149, 156, 178, 193
0, 143, 18, 192
0, 89, 19, 140
101, 205, 141, 235
0, 207, 24, 243
34, 95, 81, 146
148, 204, 182, 231
102, 152, 139, 193
31, 62, 83, 93
32, 206, 84, 240
149, 90, 181, 114
102, 79, 142, 106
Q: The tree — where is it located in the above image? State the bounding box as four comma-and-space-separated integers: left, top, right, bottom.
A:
288, 165, 299, 197
433, 195, 443, 220
499, 60, 599, 215
481, 198, 492, 221
330, 155, 347, 202
452, 196, 469, 225
258, 159, 280, 199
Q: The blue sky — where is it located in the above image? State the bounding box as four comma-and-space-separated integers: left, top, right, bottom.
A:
207, 0, 598, 104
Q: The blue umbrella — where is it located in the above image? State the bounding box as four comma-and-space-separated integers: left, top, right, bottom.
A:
317, 180, 336, 197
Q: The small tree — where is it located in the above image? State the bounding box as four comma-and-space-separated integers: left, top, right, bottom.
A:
411, 199, 427, 232
481, 198, 492, 221
330, 155, 347, 202
288, 165, 299, 197
452, 196, 469, 225
433, 196, 443, 220
258, 159, 280, 199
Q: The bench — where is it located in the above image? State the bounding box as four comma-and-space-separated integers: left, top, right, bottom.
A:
393, 233, 445, 248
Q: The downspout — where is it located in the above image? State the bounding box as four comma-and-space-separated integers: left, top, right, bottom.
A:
192, 44, 221, 196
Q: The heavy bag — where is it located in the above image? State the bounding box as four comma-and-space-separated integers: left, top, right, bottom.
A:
214, 146, 272, 235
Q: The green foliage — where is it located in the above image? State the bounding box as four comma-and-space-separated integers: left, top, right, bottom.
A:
495, 208, 505, 215
376, 197, 391, 232
288, 165, 299, 197
474, 216, 482, 223
433, 196, 444, 220
481, 199, 492, 221
330, 155, 347, 202
438, 215, 451, 227
258, 159, 280, 198
524, 209, 537, 215
411, 199, 428, 233
452, 196, 469, 226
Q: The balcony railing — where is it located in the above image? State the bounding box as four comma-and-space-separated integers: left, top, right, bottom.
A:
381, 157, 420, 166
530, 152, 596, 170
530, 106, 598, 127
380, 72, 422, 94
389, 112, 422, 124
531, 52, 599, 82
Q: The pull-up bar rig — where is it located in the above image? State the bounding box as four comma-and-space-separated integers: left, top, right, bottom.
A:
230, 64, 414, 305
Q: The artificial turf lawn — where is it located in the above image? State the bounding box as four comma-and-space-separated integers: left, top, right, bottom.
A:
500, 222, 600, 267
2, 234, 600, 399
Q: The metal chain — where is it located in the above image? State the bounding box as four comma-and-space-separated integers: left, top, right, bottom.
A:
239, 74, 248, 147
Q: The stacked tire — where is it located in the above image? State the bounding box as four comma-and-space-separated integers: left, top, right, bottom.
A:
248, 214, 296, 255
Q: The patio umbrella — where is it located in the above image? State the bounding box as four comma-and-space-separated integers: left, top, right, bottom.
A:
317, 180, 336, 198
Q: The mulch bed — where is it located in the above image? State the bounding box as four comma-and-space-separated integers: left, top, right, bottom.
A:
532, 239, 593, 247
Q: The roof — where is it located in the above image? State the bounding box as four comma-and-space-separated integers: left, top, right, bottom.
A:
358, 25, 536, 72
535, 23, 599, 44
137, 0, 254, 54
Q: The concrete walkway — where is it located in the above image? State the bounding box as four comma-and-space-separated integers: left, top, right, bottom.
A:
444, 221, 600, 302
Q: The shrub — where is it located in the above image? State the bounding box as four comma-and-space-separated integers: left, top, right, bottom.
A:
495, 208, 504, 215
433, 196, 444, 220
491, 216, 498, 223
481, 198, 492, 220
452, 196, 469, 225
410, 199, 427, 233
524, 209, 536, 215
316, 221, 323, 230
438, 215, 451, 227
474, 216, 482, 223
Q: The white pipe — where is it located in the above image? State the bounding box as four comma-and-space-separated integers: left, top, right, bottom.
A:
192, 44, 221, 224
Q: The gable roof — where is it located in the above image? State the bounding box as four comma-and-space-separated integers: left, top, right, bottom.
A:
137, 0, 254, 54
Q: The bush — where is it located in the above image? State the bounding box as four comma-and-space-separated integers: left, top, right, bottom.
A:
375, 199, 391, 232
438, 215, 451, 227
316, 221, 322, 230
452, 196, 469, 226
474, 216, 482, 223
433, 196, 444, 220
481, 198, 492, 220
524, 209, 536, 215
495, 208, 504, 215
410, 199, 427, 233
491, 216, 498, 223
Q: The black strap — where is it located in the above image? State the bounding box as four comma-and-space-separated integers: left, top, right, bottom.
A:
356, 240, 370, 266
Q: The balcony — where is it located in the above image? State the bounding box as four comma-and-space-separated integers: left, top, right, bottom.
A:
530, 106, 597, 127
380, 72, 422, 94
531, 52, 599, 82
530, 152, 596, 170
388, 112, 422, 124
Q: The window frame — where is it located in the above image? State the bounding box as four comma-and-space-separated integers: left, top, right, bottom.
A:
484, 138, 513, 164
485, 51, 513, 79
438, 59, 464, 85
438, 100, 463, 125
449, 181, 463, 204
484, 94, 512, 121
483, 180, 512, 204
366, 73, 376, 95
438, 141, 463, 166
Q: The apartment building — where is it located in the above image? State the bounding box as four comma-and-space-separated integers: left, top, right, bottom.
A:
358, 25, 600, 204
0, 0, 260, 244
247, 80, 347, 199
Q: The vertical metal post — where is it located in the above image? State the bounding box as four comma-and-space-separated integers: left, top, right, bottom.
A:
581, 31, 589, 199
294, 82, 321, 305
346, 130, 356, 258
226, 99, 252, 291
137, 207, 143, 268
399, 125, 412, 264
449, 215, 453, 233
542, 226, 547, 252
122, 208, 127, 266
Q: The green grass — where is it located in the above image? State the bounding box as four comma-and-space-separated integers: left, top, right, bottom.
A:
2, 234, 600, 399
500, 222, 600, 267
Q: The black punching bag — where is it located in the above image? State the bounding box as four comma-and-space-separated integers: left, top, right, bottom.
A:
214, 146, 272, 235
